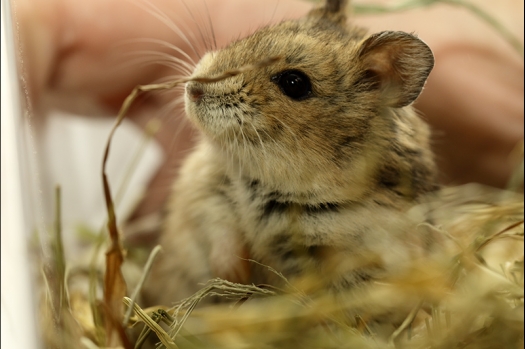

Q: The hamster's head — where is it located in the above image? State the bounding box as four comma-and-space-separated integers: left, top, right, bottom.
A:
184, 0, 434, 199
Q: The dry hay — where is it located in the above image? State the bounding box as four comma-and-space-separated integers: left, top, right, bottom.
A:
39, 170, 524, 349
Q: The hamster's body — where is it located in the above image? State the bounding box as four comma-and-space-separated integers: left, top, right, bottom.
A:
143, 0, 438, 306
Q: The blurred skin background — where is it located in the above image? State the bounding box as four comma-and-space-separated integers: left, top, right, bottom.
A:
12, 0, 524, 242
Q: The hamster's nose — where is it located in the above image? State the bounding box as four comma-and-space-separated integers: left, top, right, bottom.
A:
187, 83, 204, 102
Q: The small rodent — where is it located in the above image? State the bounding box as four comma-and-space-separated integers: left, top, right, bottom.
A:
143, 0, 438, 307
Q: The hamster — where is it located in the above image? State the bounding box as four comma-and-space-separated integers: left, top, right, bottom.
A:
143, 0, 438, 307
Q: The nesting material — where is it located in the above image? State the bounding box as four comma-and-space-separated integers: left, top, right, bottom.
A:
39, 181, 523, 349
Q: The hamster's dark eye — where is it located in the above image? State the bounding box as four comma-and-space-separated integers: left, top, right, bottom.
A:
272, 70, 312, 100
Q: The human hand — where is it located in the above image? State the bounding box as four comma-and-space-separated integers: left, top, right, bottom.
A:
354, 0, 523, 188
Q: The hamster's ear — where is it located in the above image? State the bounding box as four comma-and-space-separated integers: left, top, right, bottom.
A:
308, 0, 349, 25
357, 31, 434, 108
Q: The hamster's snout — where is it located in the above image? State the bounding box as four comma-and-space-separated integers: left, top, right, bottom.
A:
186, 82, 204, 103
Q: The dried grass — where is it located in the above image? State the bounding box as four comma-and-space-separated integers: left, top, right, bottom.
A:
129, 183, 523, 349
40, 181, 524, 349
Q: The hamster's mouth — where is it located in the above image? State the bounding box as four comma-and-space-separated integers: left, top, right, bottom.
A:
185, 95, 246, 141
184, 79, 250, 134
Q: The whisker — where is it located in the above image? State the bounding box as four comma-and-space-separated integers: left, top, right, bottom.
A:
228, 124, 238, 179
131, 0, 201, 60
269, 0, 281, 25
237, 126, 248, 179
121, 53, 193, 77
121, 37, 197, 68
179, 0, 212, 53
258, 127, 281, 154
156, 97, 195, 167
201, 0, 217, 50
266, 113, 299, 145
249, 123, 269, 179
